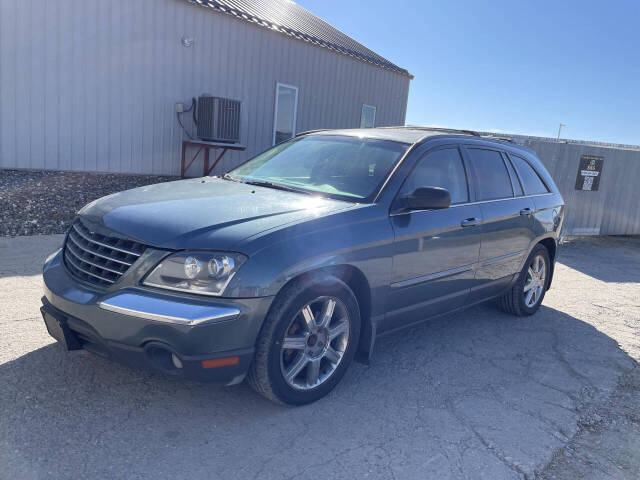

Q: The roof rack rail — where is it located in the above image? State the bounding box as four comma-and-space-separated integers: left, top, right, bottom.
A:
295, 129, 330, 137
482, 135, 515, 143
381, 125, 481, 136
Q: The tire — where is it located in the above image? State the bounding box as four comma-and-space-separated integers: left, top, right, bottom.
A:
498, 244, 550, 316
247, 273, 361, 405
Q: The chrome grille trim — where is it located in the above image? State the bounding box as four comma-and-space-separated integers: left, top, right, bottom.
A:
64, 250, 117, 285
63, 220, 148, 288
66, 231, 131, 266
71, 223, 143, 257
65, 241, 125, 275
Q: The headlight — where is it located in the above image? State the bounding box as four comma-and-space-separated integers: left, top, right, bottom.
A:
143, 251, 247, 296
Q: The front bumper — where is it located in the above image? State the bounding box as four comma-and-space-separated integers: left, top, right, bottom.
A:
42, 249, 274, 384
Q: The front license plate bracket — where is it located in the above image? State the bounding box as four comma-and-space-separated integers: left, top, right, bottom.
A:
41, 307, 83, 351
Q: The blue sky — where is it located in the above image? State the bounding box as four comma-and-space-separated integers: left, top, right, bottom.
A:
297, 1, 640, 145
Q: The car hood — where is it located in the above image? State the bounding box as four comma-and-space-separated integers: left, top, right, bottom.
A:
78, 177, 353, 250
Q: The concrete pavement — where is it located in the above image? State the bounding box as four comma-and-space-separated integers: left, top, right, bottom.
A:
1, 234, 639, 479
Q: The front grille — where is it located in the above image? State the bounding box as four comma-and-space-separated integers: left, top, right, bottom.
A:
63, 220, 147, 287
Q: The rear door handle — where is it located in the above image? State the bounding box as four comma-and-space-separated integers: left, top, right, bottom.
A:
520, 208, 533, 216
461, 217, 480, 228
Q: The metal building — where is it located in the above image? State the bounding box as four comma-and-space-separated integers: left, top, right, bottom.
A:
0, 0, 412, 175
482, 133, 640, 236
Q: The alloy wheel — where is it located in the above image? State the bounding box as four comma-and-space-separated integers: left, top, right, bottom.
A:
279, 296, 350, 390
524, 254, 546, 308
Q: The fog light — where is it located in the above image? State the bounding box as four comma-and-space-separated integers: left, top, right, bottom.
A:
171, 353, 183, 369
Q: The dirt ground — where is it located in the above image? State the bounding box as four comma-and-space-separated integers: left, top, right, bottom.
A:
0, 234, 638, 479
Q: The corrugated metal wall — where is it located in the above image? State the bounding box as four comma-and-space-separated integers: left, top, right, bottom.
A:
517, 139, 640, 235
0, 0, 410, 176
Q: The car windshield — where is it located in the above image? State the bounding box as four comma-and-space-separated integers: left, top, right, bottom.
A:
227, 135, 409, 201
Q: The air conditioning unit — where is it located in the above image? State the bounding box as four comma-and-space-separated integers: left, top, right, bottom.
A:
196, 96, 241, 143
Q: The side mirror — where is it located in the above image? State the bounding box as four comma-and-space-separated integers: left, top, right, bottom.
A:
401, 186, 451, 212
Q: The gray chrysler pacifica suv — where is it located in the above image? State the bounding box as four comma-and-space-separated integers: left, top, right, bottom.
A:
41, 127, 564, 405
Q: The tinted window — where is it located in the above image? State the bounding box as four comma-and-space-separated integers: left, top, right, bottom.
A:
510, 155, 549, 195
401, 148, 469, 204
504, 156, 524, 196
468, 148, 513, 201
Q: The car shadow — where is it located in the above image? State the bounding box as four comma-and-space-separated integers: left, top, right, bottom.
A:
1, 303, 636, 479
558, 235, 640, 283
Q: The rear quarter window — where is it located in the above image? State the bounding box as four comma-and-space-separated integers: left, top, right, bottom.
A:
510, 154, 549, 195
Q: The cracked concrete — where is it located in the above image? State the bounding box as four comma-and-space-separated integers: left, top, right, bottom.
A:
1, 234, 638, 479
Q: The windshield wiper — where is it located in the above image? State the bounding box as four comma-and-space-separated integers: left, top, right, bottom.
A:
241, 179, 313, 195
222, 173, 242, 182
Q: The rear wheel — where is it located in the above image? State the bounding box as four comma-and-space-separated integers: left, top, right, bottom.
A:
248, 274, 360, 405
498, 244, 550, 316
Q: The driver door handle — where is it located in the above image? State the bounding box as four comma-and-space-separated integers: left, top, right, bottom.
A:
460, 217, 480, 228
520, 207, 533, 216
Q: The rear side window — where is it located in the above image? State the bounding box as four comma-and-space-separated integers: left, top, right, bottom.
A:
401, 148, 469, 204
510, 155, 549, 195
503, 155, 524, 196
467, 148, 513, 201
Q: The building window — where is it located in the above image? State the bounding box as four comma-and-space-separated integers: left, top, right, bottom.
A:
273, 83, 298, 145
360, 104, 376, 128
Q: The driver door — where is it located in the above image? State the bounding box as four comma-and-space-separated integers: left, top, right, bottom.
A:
382, 146, 482, 332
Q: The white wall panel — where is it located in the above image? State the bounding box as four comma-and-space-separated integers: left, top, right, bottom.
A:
517, 139, 640, 235
0, 0, 411, 175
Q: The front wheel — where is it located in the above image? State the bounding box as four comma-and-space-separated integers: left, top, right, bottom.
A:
248, 274, 361, 405
498, 244, 550, 316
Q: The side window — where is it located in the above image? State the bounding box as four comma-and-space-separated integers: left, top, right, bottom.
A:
510, 155, 549, 195
467, 148, 514, 201
400, 148, 469, 205
503, 155, 524, 196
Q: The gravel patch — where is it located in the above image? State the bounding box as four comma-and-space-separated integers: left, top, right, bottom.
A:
0, 169, 177, 237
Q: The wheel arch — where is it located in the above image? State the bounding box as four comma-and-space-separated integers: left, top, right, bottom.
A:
535, 236, 557, 289
267, 264, 374, 364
